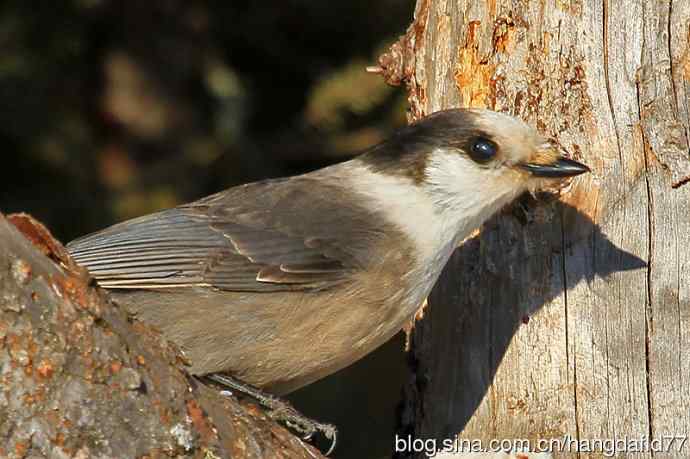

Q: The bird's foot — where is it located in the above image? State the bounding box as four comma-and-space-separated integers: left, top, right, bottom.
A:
205, 373, 337, 455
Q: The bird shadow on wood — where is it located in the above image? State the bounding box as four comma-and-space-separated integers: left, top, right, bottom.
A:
403, 196, 647, 442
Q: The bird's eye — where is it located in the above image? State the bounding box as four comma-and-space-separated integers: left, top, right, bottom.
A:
469, 137, 497, 163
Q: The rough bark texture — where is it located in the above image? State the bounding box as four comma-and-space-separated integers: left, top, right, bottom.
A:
0, 213, 324, 459
383, 0, 690, 457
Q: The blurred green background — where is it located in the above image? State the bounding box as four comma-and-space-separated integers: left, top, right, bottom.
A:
0, 1, 414, 457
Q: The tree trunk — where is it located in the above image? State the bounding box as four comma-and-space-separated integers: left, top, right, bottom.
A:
382, 0, 690, 457
0, 213, 323, 459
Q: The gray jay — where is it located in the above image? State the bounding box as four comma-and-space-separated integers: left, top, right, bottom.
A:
67, 108, 588, 444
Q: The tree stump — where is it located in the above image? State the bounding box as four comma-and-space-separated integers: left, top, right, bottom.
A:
382, 1, 690, 457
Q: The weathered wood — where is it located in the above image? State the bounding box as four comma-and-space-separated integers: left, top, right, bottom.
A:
644, 0, 690, 441
386, 0, 690, 457
0, 213, 324, 459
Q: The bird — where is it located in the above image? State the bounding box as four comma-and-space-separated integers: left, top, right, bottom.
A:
67, 108, 588, 407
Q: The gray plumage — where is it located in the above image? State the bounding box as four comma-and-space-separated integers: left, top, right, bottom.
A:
67, 109, 589, 394
69, 171, 416, 394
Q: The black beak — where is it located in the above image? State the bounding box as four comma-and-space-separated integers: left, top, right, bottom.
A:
520, 158, 591, 178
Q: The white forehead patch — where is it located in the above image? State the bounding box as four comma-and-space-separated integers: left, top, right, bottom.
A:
469, 109, 544, 164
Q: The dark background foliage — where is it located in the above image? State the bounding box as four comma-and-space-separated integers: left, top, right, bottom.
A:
0, 1, 414, 457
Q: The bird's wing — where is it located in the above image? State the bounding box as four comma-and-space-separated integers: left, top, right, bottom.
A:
67, 177, 369, 292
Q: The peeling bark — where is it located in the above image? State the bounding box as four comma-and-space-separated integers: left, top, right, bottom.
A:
0, 213, 323, 459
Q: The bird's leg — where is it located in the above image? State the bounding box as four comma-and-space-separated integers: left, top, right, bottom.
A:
204, 373, 337, 455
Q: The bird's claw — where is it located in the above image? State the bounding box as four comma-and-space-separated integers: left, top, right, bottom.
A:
268, 402, 337, 455
204, 374, 337, 455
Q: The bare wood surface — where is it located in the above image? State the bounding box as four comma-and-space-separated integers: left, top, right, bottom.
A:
0, 212, 323, 459
385, 0, 690, 457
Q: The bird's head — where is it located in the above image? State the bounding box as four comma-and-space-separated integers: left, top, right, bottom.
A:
358, 109, 589, 219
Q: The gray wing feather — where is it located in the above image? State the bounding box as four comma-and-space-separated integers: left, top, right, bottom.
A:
68, 177, 360, 292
